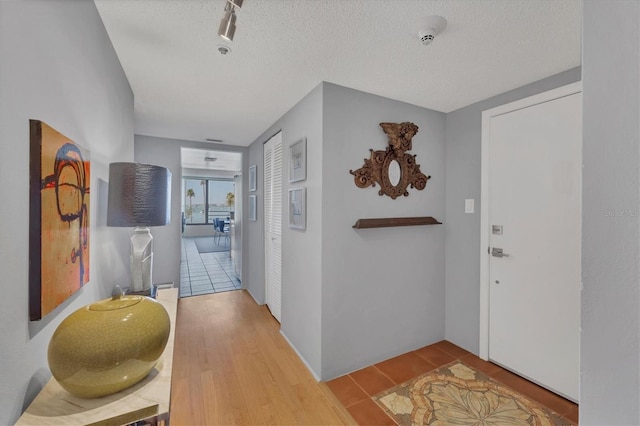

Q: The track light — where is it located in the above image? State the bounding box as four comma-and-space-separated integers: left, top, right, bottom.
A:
218, 9, 236, 41
218, 0, 244, 42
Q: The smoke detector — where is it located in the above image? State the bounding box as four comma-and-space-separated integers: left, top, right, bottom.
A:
418, 15, 447, 46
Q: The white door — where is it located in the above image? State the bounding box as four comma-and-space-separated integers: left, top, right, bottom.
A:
264, 132, 283, 322
483, 85, 581, 402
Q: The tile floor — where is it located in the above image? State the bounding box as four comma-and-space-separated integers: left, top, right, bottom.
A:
179, 237, 241, 298
326, 340, 578, 425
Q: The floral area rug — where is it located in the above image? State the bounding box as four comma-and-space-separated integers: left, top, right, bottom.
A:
373, 361, 573, 425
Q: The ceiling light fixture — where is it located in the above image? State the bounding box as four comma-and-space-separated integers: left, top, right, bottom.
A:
418, 15, 447, 46
218, 0, 244, 42
217, 45, 231, 55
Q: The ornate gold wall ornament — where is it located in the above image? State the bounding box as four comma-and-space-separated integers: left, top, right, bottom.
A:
349, 122, 430, 199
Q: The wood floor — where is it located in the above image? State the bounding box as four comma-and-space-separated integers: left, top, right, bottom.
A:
170, 290, 353, 425
170, 289, 578, 425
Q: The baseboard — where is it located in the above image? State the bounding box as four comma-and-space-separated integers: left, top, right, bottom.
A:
279, 330, 321, 382
246, 288, 263, 306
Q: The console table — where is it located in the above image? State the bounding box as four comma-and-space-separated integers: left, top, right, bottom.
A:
16, 287, 178, 426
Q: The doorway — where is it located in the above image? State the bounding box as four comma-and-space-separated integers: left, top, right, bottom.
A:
480, 82, 582, 402
179, 147, 243, 298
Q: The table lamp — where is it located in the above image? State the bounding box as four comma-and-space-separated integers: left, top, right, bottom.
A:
107, 162, 171, 294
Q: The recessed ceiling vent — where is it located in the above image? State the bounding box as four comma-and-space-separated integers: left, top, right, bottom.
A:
205, 138, 223, 143
418, 15, 447, 46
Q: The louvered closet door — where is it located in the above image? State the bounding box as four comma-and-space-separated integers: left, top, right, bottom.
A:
264, 132, 283, 323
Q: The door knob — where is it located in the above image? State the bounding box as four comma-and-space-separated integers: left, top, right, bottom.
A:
491, 247, 510, 258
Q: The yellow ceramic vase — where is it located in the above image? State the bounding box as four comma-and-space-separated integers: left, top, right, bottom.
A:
48, 294, 170, 398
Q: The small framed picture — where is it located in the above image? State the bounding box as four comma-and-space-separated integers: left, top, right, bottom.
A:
249, 195, 257, 221
288, 187, 306, 230
289, 137, 306, 183
249, 164, 257, 192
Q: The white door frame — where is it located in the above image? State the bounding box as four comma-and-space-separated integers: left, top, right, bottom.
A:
479, 81, 582, 360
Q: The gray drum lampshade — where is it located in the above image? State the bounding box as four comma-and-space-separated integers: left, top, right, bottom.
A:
107, 162, 172, 227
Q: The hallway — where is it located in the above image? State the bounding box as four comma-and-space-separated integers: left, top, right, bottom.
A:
170, 290, 352, 425
179, 237, 241, 298
170, 290, 578, 425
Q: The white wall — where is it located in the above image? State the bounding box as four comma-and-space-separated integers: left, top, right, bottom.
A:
321, 83, 446, 379
580, 0, 640, 423
134, 135, 248, 288
0, 1, 134, 423
443, 67, 581, 353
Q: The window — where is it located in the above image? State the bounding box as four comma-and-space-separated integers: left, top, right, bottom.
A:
183, 178, 235, 224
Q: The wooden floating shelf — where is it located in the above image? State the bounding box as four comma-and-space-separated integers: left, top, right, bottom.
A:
352, 216, 442, 229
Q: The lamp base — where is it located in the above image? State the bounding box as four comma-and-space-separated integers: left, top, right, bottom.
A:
130, 227, 154, 293
125, 288, 152, 297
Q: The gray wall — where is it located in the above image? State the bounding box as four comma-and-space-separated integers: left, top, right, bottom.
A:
247, 84, 324, 376
580, 0, 639, 423
321, 83, 446, 379
247, 139, 266, 303
134, 135, 249, 289
247, 82, 446, 380
0, 1, 134, 424
443, 67, 582, 354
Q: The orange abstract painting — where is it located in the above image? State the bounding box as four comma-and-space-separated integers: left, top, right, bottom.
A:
29, 120, 90, 320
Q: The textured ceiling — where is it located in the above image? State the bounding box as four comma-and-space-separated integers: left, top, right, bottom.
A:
94, 0, 581, 147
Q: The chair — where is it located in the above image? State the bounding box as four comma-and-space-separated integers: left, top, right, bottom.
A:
213, 218, 230, 246
213, 218, 223, 245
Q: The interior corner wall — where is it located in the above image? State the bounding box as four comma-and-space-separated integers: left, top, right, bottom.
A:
0, 1, 134, 424
247, 83, 324, 377
580, 0, 640, 423
321, 83, 446, 380
134, 135, 248, 290
443, 67, 582, 354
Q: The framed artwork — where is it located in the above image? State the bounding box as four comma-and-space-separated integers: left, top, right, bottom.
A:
288, 187, 306, 230
249, 195, 257, 221
249, 164, 257, 192
29, 120, 91, 321
289, 137, 306, 182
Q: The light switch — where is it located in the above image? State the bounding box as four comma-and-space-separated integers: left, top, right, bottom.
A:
465, 198, 474, 214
